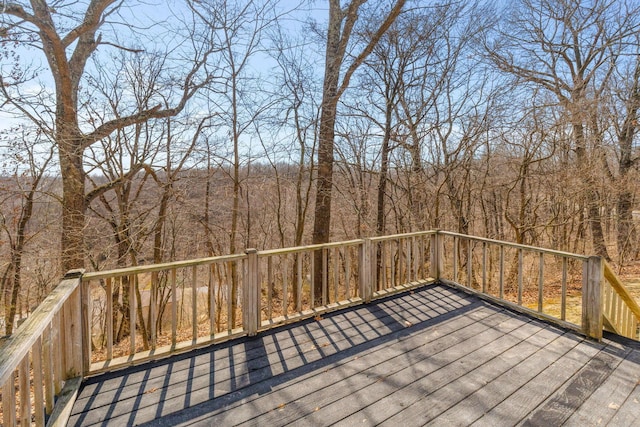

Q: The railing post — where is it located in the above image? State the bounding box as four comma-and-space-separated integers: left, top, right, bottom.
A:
582, 256, 603, 341
430, 231, 442, 281
61, 269, 85, 378
244, 249, 260, 336
360, 239, 373, 303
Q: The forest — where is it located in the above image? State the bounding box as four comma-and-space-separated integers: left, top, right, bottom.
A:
0, 0, 639, 335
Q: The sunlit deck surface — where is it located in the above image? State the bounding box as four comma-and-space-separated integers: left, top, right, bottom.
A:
69, 283, 640, 426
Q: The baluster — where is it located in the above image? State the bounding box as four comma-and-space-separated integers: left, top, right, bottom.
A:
210, 264, 216, 337
333, 248, 339, 301
268, 256, 273, 321
192, 265, 198, 341
106, 277, 113, 361
33, 337, 45, 426
129, 274, 136, 355
282, 255, 289, 315
19, 355, 31, 426
171, 268, 177, 344
2, 370, 16, 427
518, 249, 523, 306
561, 258, 567, 321
43, 324, 54, 414
538, 252, 544, 313
499, 245, 504, 299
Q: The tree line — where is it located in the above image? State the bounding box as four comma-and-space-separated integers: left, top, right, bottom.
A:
1, 0, 639, 334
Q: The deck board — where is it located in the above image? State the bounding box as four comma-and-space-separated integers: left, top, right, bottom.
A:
68, 283, 640, 426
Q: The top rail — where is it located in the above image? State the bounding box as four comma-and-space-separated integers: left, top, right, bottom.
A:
0, 271, 84, 427
0, 273, 81, 386
83, 253, 247, 281
439, 231, 590, 260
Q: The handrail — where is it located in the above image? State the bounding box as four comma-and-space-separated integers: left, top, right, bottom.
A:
602, 261, 640, 340
603, 262, 640, 320
439, 231, 590, 260
0, 275, 79, 386
436, 233, 602, 338
83, 253, 247, 281
0, 271, 84, 427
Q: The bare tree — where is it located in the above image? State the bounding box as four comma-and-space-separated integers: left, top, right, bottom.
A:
312, 0, 405, 304
1, 1, 214, 272
485, 0, 640, 259
265, 23, 320, 249
611, 48, 640, 263
0, 126, 55, 334
83, 48, 211, 346
189, 0, 282, 325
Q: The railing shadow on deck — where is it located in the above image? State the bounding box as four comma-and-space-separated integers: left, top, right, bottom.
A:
1, 230, 639, 426
71, 285, 483, 427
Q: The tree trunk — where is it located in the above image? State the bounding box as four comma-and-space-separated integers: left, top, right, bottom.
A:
616, 57, 640, 263
59, 129, 87, 272
311, 0, 343, 306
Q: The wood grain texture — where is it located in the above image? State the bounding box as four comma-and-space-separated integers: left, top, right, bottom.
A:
67, 284, 640, 427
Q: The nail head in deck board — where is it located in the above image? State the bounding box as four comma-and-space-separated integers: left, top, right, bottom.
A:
67, 284, 640, 427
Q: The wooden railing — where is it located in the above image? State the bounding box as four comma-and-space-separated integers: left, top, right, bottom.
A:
603, 262, 640, 340
0, 271, 85, 427
81, 231, 438, 373
2, 230, 639, 426
433, 232, 603, 338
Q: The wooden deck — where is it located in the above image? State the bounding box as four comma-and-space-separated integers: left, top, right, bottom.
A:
68, 283, 640, 426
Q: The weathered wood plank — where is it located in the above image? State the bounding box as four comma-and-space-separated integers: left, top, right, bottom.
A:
43, 324, 55, 414
336, 322, 558, 427
562, 345, 638, 426
520, 352, 620, 426
439, 230, 588, 260
292, 324, 536, 425
398, 328, 577, 426
2, 370, 17, 427
0, 275, 80, 386
53, 312, 63, 394
129, 274, 136, 356
45, 377, 82, 427
69, 286, 481, 424
470, 337, 604, 425
171, 269, 177, 345
73, 299, 499, 426
608, 376, 640, 426
582, 256, 603, 340
604, 261, 640, 321
19, 355, 31, 426
67, 283, 640, 427
33, 337, 45, 426
106, 278, 114, 360
73, 286, 478, 411
204, 311, 515, 427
